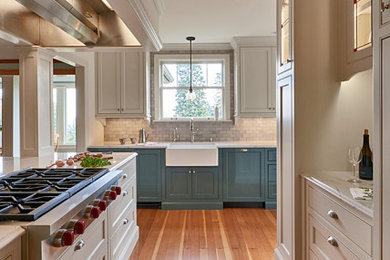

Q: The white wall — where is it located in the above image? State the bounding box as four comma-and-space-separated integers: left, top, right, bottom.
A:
56, 52, 104, 150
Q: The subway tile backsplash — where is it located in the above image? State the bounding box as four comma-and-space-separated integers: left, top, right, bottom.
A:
104, 118, 276, 142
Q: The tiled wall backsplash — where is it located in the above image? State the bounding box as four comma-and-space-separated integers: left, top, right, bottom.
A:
104, 118, 276, 143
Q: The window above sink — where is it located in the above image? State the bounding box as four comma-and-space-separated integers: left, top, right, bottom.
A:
153, 54, 231, 121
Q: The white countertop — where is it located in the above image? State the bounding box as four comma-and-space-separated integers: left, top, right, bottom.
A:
303, 171, 373, 218
89, 141, 277, 149
0, 152, 137, 177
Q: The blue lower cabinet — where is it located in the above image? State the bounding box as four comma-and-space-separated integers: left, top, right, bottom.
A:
222, 148, 277, 209
136, 149, 164, 202
192, 167, 219, 200
223, 149, 264, 202
163, 167, 222, 210
165, 167, 192, 200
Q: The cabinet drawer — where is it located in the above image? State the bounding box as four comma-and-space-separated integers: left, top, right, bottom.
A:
110, 202, 137, 259
382, 1, 390, 25
59, 211, 107, 260
117, 158, 136, 187
308, 185, 372, 255
308, 214, 360, 260
110, 177, 136, 235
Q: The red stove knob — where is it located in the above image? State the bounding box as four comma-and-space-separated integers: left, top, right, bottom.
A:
74, 220, 85, 235
111, 186, 122, 195
91, 206, 101, 219
98, 200, 107, 211
62, 230, 74, 246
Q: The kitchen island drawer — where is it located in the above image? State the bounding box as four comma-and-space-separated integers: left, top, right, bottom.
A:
109, 201, 137, 259
307, 184, 372, 255
308, 213, 370, 260
117, 157, 136, 187
58, 211, 107, 260
109, 176, 136, 234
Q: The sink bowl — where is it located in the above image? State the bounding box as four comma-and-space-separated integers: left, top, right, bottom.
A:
166, 142, 218, 166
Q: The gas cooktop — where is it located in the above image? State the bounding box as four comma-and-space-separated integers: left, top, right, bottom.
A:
0, 168, 109, 221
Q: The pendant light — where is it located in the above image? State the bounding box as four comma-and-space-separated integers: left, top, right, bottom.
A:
186, 36, 196, 101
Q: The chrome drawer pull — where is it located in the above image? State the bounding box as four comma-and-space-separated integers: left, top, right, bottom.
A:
327, 236, 338, 247
123, 218, 129, 225
74, 240, 85, 251
122, 174, 128, 179
327, 210, 338, 219
240, 149, 248, 152
123, 190, 128, 197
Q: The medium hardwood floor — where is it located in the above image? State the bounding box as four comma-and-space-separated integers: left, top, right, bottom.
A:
130, 208, 277, 260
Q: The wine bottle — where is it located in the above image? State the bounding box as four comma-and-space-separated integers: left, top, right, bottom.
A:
359, 129, 373, 180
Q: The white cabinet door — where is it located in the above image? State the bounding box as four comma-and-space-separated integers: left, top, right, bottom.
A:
240, 47, 275, 116
121, 52, 145, 115
97, 53, 121, 114
381, 36, 390, 258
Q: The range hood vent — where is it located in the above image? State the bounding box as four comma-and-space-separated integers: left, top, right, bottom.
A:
0, 0, 140, 48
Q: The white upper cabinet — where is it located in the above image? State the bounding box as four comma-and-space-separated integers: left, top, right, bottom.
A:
232, 37, 276, 118
339, 0, 372, 81
96, 52, 150, 118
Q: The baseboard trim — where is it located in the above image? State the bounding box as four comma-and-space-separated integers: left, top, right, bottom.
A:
137, 202, 161, 209
162, 201, 223, 210
223, 202, 265, 208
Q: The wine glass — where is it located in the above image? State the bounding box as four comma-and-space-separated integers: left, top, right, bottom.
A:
347, 146, 362, 183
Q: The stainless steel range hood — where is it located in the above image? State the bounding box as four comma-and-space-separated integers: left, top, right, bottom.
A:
0, 0, 141, 48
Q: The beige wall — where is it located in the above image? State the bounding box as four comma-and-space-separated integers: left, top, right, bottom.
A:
294, 0, 373, 175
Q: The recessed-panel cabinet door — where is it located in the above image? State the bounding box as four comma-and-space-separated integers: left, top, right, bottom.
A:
166, 167, 192, 200
97, 53, 121, 114
136, 149, 162, 202
121, 52, 145, 114
223, 149, 263, 201
192, 167, 219, 200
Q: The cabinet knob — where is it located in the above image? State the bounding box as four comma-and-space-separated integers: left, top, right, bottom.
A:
287, 59, 293, 62
74, 239, 85, 251
327, 210, 338, 219
123, 190, 128, 197
121, 108, 124, 111
327, 236, 338, 247
240, 149, 248, 152
123, 173, 128, 179
382, 2, 390, 12
123, 218, 129, 225
193, 170, 196, 174
117, 108, 120, 111
188, 170, 192, 174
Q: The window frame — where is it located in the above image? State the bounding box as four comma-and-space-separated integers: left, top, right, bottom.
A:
154, 54, 230, 121
53, 81, 76, 148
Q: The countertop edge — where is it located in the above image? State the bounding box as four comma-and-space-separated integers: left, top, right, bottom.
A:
88, 143, 277, 149
303, 175, 374, 220
0, 226, 25, 250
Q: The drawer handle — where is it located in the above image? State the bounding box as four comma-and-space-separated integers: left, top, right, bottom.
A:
240, 149, 248, 152
123, 218, 129, 225
74, 239, 85, 251
123, 190, 128, 197
382, 2, 390, 12
327, 236, 338, 247
327, 210, 338, 219
122, 174, 128, 179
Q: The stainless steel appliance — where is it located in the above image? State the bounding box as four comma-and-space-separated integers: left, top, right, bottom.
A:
0, 167, 125, 259
139, 128, 147, 143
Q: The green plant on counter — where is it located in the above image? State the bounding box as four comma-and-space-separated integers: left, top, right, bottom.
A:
80, 156, 111, 168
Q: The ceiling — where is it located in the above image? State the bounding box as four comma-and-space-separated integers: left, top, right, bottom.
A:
158, 0, 276, 43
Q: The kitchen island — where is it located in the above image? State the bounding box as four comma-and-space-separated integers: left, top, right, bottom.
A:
0, 152, 138, 260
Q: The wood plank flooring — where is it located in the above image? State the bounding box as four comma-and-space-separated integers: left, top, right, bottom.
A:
130, 209, 277, 260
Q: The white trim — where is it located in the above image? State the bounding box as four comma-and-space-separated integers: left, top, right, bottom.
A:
162, 43, 233, 51
153, 0, 166, 15
129, 0, 163, 51
153, 54, 231, 121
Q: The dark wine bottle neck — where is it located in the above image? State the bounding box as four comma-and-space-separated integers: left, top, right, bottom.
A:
363, 135, 369, 146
